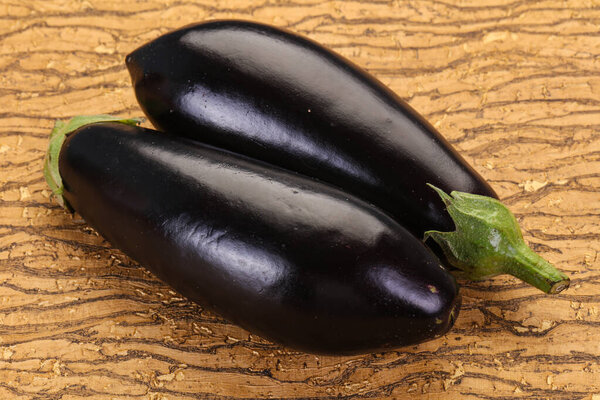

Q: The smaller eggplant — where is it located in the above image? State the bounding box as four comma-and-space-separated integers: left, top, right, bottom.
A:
44, 116, 461, 355
126, 20, 569, 294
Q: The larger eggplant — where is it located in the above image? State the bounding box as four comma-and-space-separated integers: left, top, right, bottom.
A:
126, 20, 569, 294
44, 116, 460, 355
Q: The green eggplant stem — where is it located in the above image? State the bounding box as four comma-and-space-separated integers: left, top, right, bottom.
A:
424, 184, 569, 294
43, 115, 142, 209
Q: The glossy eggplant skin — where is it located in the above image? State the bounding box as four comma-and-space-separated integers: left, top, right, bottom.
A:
59, 122, 459, 355
127, 20, 497, 237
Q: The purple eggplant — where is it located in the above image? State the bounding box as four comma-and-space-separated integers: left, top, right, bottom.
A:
126, 20, 569, 294
44, 116, 460, 355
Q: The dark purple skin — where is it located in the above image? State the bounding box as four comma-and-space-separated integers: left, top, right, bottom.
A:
58, 122, 460, 355
126, 20, 497, 237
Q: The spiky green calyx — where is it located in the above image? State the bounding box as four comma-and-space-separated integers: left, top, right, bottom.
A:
424, 184, 569, 294
43, 115, 142, 209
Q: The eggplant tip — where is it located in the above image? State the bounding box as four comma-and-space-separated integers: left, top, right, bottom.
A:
549, 279, 570, 294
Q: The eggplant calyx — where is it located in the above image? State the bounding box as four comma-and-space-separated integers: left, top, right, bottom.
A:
43, 115, 143, 209
424, 184, 570, 294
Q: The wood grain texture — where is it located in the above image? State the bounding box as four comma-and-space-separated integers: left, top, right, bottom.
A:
1, 0, 599, 398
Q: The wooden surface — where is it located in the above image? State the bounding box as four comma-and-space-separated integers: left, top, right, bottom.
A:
1, 0, 599, 398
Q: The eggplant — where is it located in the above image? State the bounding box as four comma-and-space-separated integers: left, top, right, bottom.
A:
126, 20, 569, 294
126, 20, 494, 238
44, 116, 460, 355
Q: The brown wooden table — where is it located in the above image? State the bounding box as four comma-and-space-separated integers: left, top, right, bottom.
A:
1, 0, 599, 398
